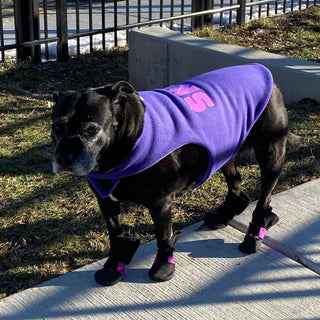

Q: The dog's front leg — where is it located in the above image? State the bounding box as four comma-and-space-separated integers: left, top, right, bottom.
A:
147, 195, 182, 282
94, 197, 140, 286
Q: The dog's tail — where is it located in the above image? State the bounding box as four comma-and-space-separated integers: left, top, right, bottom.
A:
286, 131, 302, 153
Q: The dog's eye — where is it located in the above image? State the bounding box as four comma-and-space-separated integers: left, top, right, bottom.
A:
85, 125, 98, 137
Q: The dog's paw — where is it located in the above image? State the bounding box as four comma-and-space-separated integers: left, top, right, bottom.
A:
204, 211, 229, 230
240, 206, 280, 254
94, 262, 125, 286
204, 191, 251, 230
238, 224, 267, 254
238, 234, 262, 254
94, 237, 140, 286
148, 255, 176, 282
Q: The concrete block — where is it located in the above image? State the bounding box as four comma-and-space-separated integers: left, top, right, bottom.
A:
128, 28, 169, 90
129, 26, 320, 103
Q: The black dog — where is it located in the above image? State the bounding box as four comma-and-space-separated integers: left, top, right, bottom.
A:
51, 64, 300, 286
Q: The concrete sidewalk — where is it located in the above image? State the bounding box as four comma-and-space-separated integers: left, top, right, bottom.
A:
1, 179, 320, 320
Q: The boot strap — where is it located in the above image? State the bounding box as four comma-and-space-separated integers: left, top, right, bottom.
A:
247, 223, 267, 240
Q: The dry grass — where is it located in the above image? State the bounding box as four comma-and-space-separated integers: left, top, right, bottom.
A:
193, 5, 320, 63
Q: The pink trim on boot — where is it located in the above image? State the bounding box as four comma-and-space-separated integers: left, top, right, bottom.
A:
258, 227, 267, 240
116, 262, 126, 275
167, 255, 175, 264
153, 255, 175, 264
246, 224, 267, 240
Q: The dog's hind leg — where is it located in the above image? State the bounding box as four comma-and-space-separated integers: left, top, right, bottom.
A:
204, 158, 251, 230
94, 197, 140, 286
238, 135, 287, 254
148, 194, 182, 282
238, 84, 294, 254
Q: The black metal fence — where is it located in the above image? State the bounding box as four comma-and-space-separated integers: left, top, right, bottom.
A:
0, 0, 318, 63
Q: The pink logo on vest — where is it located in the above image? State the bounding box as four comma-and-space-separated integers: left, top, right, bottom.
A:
166, 84, 214, 113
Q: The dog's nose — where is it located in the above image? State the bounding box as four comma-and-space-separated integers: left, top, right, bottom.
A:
54, 135, 83, 170
56, 151, 76, 168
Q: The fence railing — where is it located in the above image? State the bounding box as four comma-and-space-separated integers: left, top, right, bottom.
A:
0, 0, 318, 63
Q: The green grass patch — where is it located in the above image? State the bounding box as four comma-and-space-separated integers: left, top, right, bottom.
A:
0, 26, 320, 299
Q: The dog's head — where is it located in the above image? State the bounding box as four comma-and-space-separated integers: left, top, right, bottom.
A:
51, 81, 144, 176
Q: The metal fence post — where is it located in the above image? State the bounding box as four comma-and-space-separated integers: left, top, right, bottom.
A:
13, 0, 41, 62
191, 0, 213, 30
236, 0, 246, 26
56, 0, 68, 62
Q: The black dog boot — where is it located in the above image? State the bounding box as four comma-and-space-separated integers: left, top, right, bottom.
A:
149, 231, 182, 282
94, 237, 140, 286
239, 206, 279, 254
204, 190, 251, 230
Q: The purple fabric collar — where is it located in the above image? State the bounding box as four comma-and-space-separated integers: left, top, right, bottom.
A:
87, 63, 273, 198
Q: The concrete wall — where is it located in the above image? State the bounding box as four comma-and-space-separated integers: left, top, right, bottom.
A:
128, 26, 320, 103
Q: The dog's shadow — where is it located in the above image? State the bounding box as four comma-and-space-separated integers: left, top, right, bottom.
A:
177, 238, 244, 259
124, 235, 245, 284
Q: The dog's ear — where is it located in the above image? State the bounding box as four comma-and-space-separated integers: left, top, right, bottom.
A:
52, 90, 77, 117
96, 82, 135, 103
108, 81, 144, 141
52, 91, 70, 115
52, 91, 63, 115
53, 90, 64, 103
112, 81, 135, 95
110, 81, 136, 104
53, 90, 75, 103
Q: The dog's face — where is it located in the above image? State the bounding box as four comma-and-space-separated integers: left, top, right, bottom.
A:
51, 81, 138, 176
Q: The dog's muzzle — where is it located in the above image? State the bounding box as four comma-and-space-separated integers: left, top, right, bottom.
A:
52, 152, 94, 176
53, 136, 95, 176
54, 149, 76, 171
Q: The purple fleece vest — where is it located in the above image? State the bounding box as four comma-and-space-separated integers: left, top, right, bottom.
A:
87, 63, 273, 198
